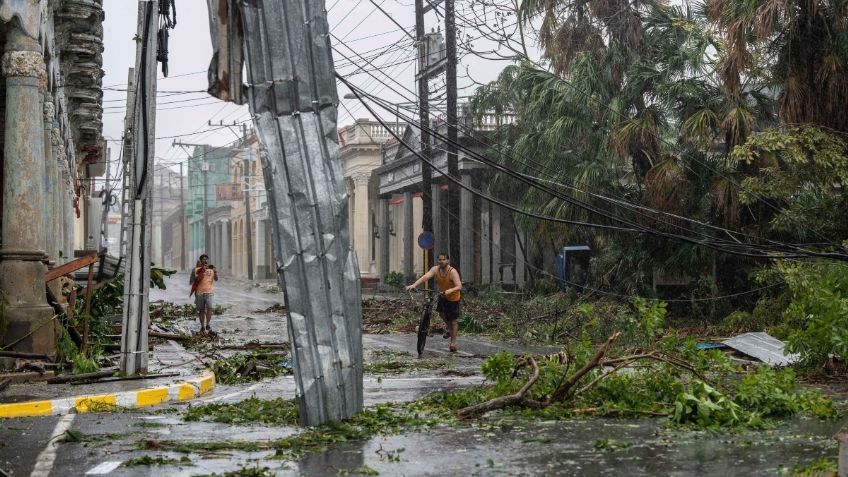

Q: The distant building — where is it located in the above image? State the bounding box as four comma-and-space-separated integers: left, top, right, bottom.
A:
373, 108, 525, 286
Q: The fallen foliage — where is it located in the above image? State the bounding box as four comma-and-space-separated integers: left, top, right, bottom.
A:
444, 333, 839, 429
184, 397, 298, 425
122, 455, 192, 467
209, 349, 292, 384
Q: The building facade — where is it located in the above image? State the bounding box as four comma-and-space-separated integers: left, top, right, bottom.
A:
338, 119, 401, 279
373, 110, 526, 286
0, 0, 107, 355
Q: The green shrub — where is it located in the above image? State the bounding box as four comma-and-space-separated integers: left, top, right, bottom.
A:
671, 381, 750, 428
778, 260, 848, 365
720, 310, 755, 333
383, 271, 405, 288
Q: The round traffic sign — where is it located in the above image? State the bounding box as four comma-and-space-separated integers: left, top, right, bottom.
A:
417, 231, 435, 250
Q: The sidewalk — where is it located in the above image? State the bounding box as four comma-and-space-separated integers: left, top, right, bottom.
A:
0, 340, 214, 418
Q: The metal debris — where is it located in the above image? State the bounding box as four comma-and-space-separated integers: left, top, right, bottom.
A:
722, 332, 799, 366
206, 0, 363, 426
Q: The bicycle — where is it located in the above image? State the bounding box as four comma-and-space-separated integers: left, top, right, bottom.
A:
411, 289, 440, 357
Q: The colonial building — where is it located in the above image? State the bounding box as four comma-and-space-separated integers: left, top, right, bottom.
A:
373, 109, 526, 286
338, 119, 402, 279
0, 1, 107, 354
161, 131, 275, 281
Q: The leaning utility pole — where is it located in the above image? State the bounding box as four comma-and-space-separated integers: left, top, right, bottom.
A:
206, 0, 363, 426
445, 0, 461, 270
121, 0, 158, 375
415, 0, 434, 271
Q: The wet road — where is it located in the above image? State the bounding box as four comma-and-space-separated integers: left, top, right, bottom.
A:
1, 275, 843, 476
2, 405, 842, 476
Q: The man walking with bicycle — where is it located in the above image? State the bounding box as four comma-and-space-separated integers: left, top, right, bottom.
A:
406, 253, 463, 352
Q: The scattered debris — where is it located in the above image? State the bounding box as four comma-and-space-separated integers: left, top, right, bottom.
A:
254, 303, 286, 313
47, 369, 117, 384
70, 372, 180, 385
0, 351, 51, 360
122, 455, 192, 467
210, 350, 292, 384
218, 341, 289, 351
147, 331, 192, 342
722, 332, 800, 366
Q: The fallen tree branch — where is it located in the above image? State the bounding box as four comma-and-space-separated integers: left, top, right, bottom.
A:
545, 331, 621, 405
457, 356, 540, 419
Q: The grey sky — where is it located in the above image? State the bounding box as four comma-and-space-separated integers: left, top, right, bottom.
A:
101, 0, 532, 180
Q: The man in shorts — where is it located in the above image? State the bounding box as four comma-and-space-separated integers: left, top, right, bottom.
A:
193, 254, 218, 332
406, 253, 463, 352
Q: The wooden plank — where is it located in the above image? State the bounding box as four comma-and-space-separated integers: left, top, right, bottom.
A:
45, 252, 99, 282
78, 277, 115, 297
46, 369, 116, 384
0, 351, 50, 360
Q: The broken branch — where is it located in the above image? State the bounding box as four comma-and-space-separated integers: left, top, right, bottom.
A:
457, 356, 540, 419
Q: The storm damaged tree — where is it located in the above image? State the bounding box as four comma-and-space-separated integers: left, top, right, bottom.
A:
456, 332, 705, 419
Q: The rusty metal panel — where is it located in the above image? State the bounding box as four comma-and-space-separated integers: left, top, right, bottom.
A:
209, 0, 362, 426
205, 0, 245, 104
722, 332, 799, 366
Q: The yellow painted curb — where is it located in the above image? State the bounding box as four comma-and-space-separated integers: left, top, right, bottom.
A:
0, 372, 216, 419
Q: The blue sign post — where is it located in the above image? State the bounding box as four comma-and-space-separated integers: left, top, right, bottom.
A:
418, 232, 435, 284
417, 231, 435, 250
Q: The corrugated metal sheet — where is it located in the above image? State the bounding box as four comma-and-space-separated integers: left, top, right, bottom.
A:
207, 0, 362, 426
205, 0, 245, 105
722, 332, 799, 366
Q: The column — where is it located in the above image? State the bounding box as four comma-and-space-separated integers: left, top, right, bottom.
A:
53, 127, 65, 264
402, 192, 413, 279
379, 198, 389, 281
224, 220, 233, 275
515, 230, 526, 287
42, 96, 55, 262
0, 28, 54, 354
220, 222, 225, 269
352, 174, 370, 276
221, 220, 230, 275
492, 205, 502, 283
256, 218, 267, 279
460, 174, 474, 282
481, 201, 491, 285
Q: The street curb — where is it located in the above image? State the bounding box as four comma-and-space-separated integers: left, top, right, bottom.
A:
0, 372, 215, 419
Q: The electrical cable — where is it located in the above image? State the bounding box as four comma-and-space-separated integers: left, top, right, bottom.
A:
339, 74, 848, 261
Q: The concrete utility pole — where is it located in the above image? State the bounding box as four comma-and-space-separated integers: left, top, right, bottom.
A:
179, 162, 186, 270
202, 145, 210, 257
242, 124, 254, 280
415, 0, 434, 274
445, 0, 461, 270
121, 0, 158, 375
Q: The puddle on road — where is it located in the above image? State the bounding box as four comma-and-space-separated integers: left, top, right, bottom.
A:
288, 416, 844, 477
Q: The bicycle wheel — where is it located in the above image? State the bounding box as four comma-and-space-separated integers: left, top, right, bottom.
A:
416, 300, 433, 356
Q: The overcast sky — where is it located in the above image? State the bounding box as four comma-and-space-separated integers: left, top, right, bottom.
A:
101, 0, 532, 181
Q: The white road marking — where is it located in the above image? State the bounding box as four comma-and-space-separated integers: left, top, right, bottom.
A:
85, 461, 122, 475
30, 413, 76, 477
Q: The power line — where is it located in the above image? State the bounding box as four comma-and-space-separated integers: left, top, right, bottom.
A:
340, 74, 848, 261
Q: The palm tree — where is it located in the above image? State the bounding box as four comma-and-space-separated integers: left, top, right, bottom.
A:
707, 0, 848, 133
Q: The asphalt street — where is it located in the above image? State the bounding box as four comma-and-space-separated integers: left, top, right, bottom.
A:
0, 275, 843, 476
